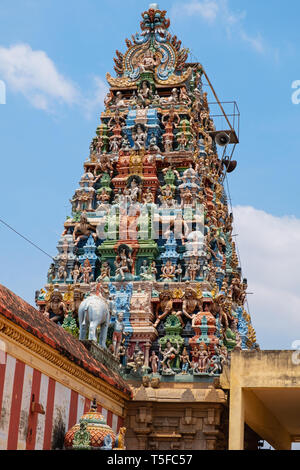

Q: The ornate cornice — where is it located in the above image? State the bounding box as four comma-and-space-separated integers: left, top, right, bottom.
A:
0, 315, 130, 408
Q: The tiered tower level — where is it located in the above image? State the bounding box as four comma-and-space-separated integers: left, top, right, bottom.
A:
36, 4, 257, 382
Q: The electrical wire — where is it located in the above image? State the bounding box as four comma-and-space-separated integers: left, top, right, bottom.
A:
224, 173, 253, 318
0, 217, 54, 260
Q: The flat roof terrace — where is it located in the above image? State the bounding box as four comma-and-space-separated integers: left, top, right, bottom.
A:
221, 350, 300, 450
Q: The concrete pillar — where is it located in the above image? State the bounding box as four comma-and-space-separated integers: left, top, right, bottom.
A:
228, 386, 245, 450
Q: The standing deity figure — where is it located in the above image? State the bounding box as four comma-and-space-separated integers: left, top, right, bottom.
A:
110, 137, 120, 153
149, 350, 159, 374
71, 263, 81, 284
180, 347, 191, 374
175, 264, 183, 282
210, 344, 227, 375
196, 343, 209, 374
159, 340, 180, 374
150, 261, 157, 280
57, 261, 68, 282
161, 108, 180, 153
180, 186, 193, 206
47, 264, 56, 284
187, 258, 200, 281
81, 259, 93, 284
112, 312, 126, 357
191, 346, 199, 370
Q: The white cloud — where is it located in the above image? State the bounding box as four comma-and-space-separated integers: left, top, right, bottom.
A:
172, 0, 266, 54
0, 43, 107, 115
232, 206, 300, 349
0, 43, 79, 110
174, 0, 220, 22
82, 76, 108, 119
240, 31, 265, 54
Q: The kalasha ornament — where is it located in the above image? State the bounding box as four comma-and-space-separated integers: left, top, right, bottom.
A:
64, 398, 126, 450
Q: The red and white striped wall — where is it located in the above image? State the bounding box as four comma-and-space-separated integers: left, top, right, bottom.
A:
0, 353, 124, 450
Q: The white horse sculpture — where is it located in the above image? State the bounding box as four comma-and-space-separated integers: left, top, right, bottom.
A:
78, 294, 110, 347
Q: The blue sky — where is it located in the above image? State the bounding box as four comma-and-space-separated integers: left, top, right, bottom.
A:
0, 0, 300, 349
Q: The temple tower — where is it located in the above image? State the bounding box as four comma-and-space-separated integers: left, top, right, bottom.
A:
36, 3, 258, 450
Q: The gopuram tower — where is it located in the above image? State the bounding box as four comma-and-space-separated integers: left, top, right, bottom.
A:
36, 4, 258, 450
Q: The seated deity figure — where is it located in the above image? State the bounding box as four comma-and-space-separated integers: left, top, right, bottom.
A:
96, 261, 111, 282
179, 86, 191, 105
159, 184, 175, 208
185, 230, 205, 257
44, 289, 67, 323
127, 177, 142, 203
127, 344, 145, 373
96, 188, 110, 210
176, 132, 188, 151
139, 260, 153, 281
72, 212, 97, 245
161, 260, 176, 281
115, 91, 126, 109
133, 125, 147, 151
137, 80, 152, 107
143, 187, 155, 204
114, 246, 133, 281
139, 48, 159, 72
160, 88, 179, 105
154, 291, 173, 328
149, 132, 160, 153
